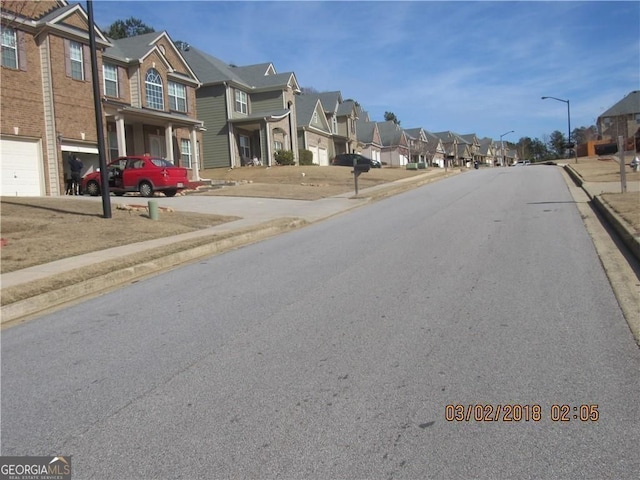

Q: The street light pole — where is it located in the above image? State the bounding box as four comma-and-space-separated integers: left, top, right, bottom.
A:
500, 130, 514, 167
542, 96, 578, 164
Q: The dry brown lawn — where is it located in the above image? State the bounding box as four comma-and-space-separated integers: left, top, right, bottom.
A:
568, 156, 639, 234
197, 165, 436, 200
0, 166, 446, 277
0, 197, 239, 274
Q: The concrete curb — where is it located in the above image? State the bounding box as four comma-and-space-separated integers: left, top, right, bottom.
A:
592, 196, 640, 261
564, 164, 640, 262
1, 218, 307, 325
3, 172, 456, 325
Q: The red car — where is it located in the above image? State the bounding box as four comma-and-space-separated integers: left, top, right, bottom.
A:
82, 155, 188, 197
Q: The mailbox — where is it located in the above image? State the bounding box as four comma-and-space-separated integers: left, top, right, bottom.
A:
352, 163, 371, 173
595, 143, 618, 156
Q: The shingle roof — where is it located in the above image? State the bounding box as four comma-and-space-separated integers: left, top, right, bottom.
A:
314, 91, 342, 113
105, 31, 164, 62
356, 120, 376, 144
600, 90, 640, 117
377, 121, 404, 146
180, 45, 249, 86
295, 94, 319, 126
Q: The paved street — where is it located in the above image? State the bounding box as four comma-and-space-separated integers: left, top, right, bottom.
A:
2, 166, 639, 479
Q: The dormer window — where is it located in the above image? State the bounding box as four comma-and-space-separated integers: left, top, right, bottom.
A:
145, 68, 164, 110
235, 90, 247, 114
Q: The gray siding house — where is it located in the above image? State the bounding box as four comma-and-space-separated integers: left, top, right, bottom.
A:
296, 94, 332, 165
181, 45, 300, 168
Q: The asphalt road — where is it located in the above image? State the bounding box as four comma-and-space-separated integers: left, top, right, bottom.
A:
2, 166, 639, 479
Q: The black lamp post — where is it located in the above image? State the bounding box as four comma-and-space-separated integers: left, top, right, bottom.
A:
542, 96, 577, 163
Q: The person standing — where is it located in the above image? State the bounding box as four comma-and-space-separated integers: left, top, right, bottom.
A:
68, 154, 83, 195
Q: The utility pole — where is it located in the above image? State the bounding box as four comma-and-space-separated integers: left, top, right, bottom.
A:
87, 0, 111, 218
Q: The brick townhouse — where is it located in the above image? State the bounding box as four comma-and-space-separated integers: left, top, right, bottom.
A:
1, 0, 204, 196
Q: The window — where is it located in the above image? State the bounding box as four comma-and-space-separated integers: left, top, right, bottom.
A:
69, 41, 84, 80
108, 129, 118, 161
274, 140, 283, 151
103, 64, 118, 97
235, 90, 247, 114
331, 116, 338, 134
239, 135, 250, 158
169, 81, 187, 112
1, 26, 17, 69
312, 111, 318, 125
145, 68, 164, 110
180, 139, 192, 168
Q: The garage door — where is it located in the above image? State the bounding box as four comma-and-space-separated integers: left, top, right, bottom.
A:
318, 147, 328, 166
1, 138, 43, 196
308, 145, 319, 165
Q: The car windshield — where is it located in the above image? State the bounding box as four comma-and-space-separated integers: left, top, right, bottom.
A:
150, 158, 176, 168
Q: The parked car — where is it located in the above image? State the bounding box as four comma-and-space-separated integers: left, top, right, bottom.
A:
331, 153, 381, 168
513, 160, 531, 166
82, 155, 189, 197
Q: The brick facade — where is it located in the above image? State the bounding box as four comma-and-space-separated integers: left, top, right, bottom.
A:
1, 2, 205, 195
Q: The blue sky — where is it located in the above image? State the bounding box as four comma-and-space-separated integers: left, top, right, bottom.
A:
90, 0, 640, 143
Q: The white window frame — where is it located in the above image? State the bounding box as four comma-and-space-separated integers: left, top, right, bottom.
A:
180, 138, 192, 168
103, 63, 118, 97
1, 26, 17, 69
239, 135, 250, 158
69, 40, 84, 80
145, 68, 164, 110
169, 81, 187, 112
274, 140, 283, 152
235, 90, 248, 114
312, 111, 318, 125
332, 116, 338, 134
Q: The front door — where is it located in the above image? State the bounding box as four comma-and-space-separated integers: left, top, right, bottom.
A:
149, 135, 166, 158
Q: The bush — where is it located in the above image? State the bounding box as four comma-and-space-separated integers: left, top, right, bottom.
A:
275, 150, 295, 166
299, 149, 314, 166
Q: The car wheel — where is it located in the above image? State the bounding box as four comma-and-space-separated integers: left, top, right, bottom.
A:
164, 189, 177, 197
86, 180, 100, 196
139, 181, 153, 197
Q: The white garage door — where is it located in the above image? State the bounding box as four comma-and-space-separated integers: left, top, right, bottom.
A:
309, 145, 319, 165
318, 147, 328, 166
1, 138, 43, 196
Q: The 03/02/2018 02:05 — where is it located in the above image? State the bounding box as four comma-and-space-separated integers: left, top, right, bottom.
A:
444, 404, 599, 422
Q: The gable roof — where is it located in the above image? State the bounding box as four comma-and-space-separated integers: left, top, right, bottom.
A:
377, 121, 407, 147
181, 46, 299, 92
105, 31, 200, 84
600, 90, 640, 117
180, 45, 249, 87
337, 99, 357, 117
4, 1, 111, 46
295, 94, 328, 130
313, 91, 343, 114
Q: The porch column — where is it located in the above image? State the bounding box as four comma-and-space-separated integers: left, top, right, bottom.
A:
165, 123, 174, 162
265, 121, 272, 166
190, 127, 200, 180
116, 115, 126, 156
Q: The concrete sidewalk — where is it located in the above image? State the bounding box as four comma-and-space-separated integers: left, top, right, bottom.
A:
2, 165, 637, 324
1, 169, 458, 323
